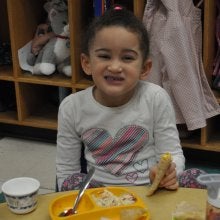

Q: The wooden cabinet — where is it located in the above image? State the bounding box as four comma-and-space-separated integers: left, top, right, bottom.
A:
0, 0, 219, 151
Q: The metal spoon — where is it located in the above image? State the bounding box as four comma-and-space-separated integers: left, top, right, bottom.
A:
59, 167, 95, 217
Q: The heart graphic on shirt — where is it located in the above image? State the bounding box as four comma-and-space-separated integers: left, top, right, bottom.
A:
133, 159, 148, 173
82, 125, 148, 175
126, 172, 138, 183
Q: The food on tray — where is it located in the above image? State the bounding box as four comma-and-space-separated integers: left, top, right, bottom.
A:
146, 152, 172, 196
120, 207, 148, 220
92, 189, 136, 207
49, 187, 150, 220
172, 201, 205, 220
99, 207, 147, 220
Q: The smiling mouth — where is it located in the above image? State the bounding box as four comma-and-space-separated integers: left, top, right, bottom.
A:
104, 75, 124, 81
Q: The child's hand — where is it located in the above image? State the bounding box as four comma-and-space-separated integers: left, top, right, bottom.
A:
149, 162, 179, 190
31, 24, 55, 55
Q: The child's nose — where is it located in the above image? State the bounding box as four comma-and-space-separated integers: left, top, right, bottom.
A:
107, 60, 122, 73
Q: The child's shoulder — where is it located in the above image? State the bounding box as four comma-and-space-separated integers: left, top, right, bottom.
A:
139, 80, 167, 94
59, 86, 92, 107
138, 80, 171, 103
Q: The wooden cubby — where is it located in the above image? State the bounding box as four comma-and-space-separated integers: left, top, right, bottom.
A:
0, 0, 219, 151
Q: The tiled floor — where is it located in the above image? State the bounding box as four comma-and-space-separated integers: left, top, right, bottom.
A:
0, 137, 56, 194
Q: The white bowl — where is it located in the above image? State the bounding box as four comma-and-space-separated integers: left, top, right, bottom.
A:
1, 177, 40, 214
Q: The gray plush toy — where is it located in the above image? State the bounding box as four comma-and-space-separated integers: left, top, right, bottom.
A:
27, 0, 71, 77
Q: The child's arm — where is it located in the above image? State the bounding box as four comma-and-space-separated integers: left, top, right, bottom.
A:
56, 97, 82, 191
146, 152, 172, 196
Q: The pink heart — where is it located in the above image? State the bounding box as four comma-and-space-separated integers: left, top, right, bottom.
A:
126, 172, 138, 183
82, 125, 148, 175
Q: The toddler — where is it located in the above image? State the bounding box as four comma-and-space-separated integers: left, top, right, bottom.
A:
56, 5, 186, 191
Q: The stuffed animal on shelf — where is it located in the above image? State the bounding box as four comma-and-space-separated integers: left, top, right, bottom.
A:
27, 0, 71, 77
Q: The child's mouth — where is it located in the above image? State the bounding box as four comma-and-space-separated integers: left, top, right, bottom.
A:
104, 75, 124, 82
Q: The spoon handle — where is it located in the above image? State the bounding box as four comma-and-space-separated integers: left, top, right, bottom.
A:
72, 167, 95, 214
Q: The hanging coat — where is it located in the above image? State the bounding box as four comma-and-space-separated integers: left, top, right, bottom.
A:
143, 0, 220, 130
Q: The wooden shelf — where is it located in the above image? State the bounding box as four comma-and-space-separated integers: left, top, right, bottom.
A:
0, 111, 18, 123
74, 78, 93, 90
183, 142, 220, 153
22, 117, 57, 130
0, 66, 14, 81
17, 72, 72, 87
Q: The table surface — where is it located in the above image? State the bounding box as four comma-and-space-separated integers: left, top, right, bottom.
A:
0, 186, 207, 220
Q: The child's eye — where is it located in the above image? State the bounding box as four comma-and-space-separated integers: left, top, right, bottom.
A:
97, 54, 110, 59
122, 55, 135, 62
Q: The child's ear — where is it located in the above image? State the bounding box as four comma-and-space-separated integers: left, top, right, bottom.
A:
81, 53, 92, 76
140, 59, 152, 80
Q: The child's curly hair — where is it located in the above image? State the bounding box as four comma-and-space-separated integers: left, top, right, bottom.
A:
81, 5, 150, 62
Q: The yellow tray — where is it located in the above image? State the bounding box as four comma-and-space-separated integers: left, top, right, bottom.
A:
49, 187, 150, 220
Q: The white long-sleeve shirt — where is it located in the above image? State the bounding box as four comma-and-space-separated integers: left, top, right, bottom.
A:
56, 81, 185, 190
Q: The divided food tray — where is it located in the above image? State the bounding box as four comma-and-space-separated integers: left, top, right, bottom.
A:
49, 187, 150, 220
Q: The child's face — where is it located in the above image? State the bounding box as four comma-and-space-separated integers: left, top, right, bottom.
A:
81, 26, 151, 107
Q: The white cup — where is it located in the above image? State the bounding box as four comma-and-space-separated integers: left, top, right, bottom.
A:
1, 177, 40, 214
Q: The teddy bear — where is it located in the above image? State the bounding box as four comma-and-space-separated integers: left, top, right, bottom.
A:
27, 0, 71, 77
